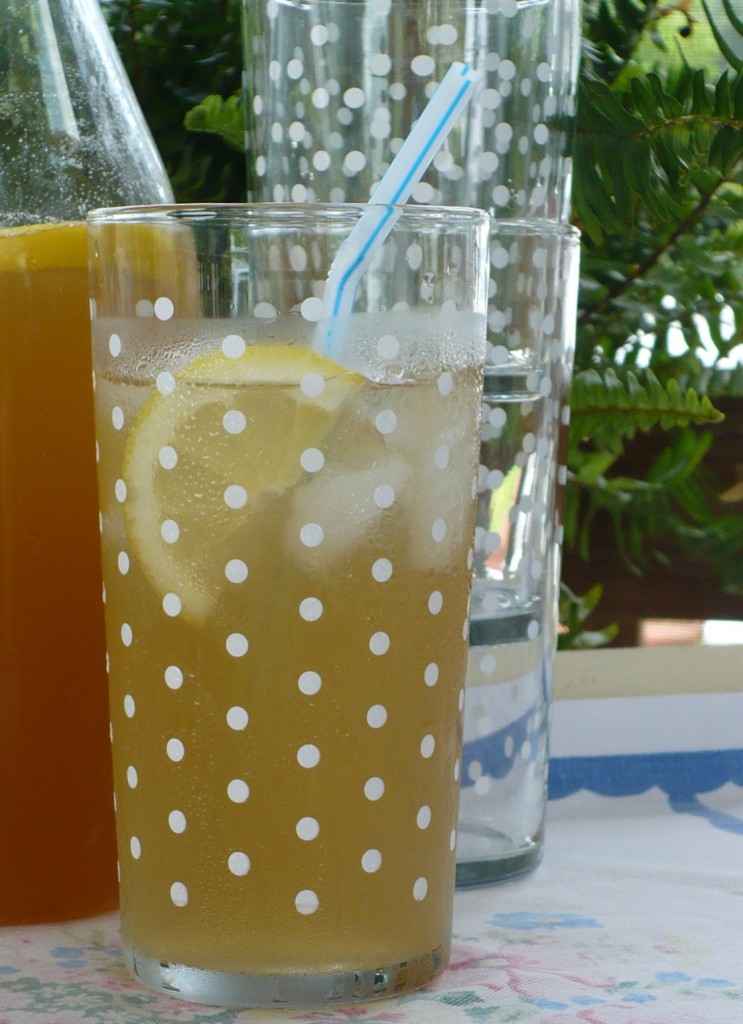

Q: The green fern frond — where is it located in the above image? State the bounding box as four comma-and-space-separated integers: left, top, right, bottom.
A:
701, 0, 743, 71
720, 0, 743, 37
581, 0, 660, 81
183, 92, 244, 152
569, 368, 725, 452
566, 1, 743, 594
574, 65, 743, 245
558, 582, 619, 650
564, 424, 721, 568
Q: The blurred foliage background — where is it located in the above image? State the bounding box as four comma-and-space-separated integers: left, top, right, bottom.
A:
103, 0, 246, 201
103, 0, 743, 643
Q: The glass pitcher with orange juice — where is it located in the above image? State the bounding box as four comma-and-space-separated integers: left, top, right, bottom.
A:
0, 0, 172, 924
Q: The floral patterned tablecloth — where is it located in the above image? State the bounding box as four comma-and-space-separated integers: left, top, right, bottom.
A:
2, 650, 741, 1023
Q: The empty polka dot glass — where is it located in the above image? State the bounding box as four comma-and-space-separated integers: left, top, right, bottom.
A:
243, 0, 582, 887
458, 219, 579, 885
87, 202, 490, 1006
244, 0, 580, 220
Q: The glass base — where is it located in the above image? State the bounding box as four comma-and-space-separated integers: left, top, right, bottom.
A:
125, 943, 446, 1008
455, 827, 543, 888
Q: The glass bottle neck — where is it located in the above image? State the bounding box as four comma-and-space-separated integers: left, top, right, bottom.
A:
0, 0, 172, 227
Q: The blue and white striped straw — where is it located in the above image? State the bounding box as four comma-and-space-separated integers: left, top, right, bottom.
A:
320, 61, 480, 350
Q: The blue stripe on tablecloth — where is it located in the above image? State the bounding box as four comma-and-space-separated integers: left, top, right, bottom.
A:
549, 748, 743, 833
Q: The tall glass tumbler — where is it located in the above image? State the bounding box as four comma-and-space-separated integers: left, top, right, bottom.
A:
244, 0, 580, 220
459, 219, 579, 885
88, 203, 489, 1006
243, 1, 582, 885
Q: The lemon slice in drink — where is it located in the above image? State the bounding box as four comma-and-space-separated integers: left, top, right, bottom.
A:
123, 344, 363, 621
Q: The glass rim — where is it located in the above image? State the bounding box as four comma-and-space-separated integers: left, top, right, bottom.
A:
87, 201, 492, 231
263, 0, 560, 10
490, 218, 580, 241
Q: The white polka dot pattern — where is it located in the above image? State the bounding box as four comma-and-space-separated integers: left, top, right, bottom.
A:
154, 296, 174, 321
168, 810, 186, 834
297, 670, 322, 695
225, 559, 248, 583
164, 665, 183, 689
361, 848, 382, 873
228, 851, 251, 876
371, 558, 392, 583
222, 410, 247, 435
226, 633, 248, 657
297, 743, 321, 768
369, 631, 390, 656
227, 779, 249, 803
413, 876, 428, 901
295, 889, 319, 915
156, 371, 175, 396
366, 704, 387, 728
299, 596, 323, 621
300, 447, 324, 473
248, 0, 580, 220
226, 706, 249, 731
375, 409, 397, 435
222, 334, 246, 359
296, 816, 320, 841
459, 642, 552, 869
166, 738, 184, 762
90, 222, 488, 969
299, 522, 323, 548
170, 881, 188, 907
364, 777, 385, 801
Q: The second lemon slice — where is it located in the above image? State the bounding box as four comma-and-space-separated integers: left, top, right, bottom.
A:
123, 343, 363, 621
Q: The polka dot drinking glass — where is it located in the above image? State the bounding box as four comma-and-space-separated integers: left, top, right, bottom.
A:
458, 219, 580, 885
87, 202, 489, 1007
244, 0, 580, 221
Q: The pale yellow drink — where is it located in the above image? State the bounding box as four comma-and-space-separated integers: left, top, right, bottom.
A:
94, 319, 480, 975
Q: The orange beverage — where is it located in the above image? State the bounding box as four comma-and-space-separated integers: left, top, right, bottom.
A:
88, 203, 489, 1006
93, 341, 479, 980
0, 223, 118, 923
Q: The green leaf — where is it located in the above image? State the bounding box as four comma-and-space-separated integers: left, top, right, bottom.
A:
557, 583, 618, 651
184, 92, 244, 152
569, 368, 725, 454
720, 0, 743, 37
701, 0, 743, 71
709, 123, 743, 175
691, 67, 714, 115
